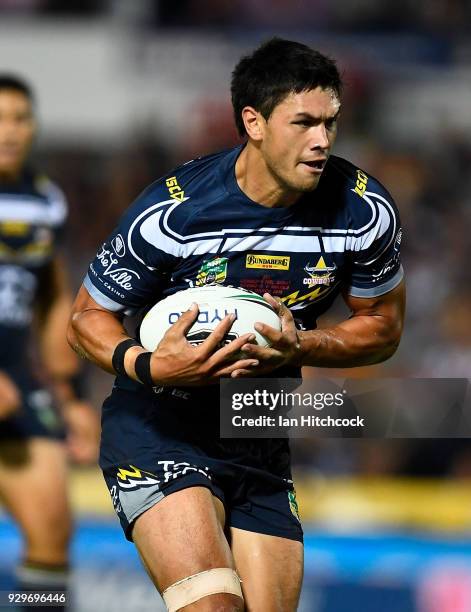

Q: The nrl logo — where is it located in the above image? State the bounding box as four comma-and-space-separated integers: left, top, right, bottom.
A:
195, 257, 228, 286
288, 490, 300, 521
303, 256, 337, 287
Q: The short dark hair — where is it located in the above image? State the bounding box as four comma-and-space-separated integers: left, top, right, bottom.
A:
231, 38, 342, 136
0, 74, 35, 103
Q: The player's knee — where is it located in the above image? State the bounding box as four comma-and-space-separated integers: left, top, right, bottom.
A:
218, 593, 244, 612
196, 592, 244, 611
179, 592, 244, 611
163, 568, 244, 612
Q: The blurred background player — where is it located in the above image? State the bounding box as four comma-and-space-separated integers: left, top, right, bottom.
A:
0, 75, 99, 609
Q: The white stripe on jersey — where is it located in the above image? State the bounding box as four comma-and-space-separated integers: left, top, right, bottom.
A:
37, 176, 68, 226
133, 190, 393, 259
128, 198, 184, 268
352, 190, 397, 263
0, 179, 67, 227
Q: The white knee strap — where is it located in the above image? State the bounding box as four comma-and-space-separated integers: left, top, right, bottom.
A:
162, 567, 243, 612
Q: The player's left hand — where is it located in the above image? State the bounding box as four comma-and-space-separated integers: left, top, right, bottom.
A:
231, 293, 303, 377
63, 400, 100, 464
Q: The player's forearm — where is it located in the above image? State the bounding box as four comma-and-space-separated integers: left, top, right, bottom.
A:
68, 307, 145, 381
37, 289, 89, 405
298, 313, 402, 368
35, 255, 87, 398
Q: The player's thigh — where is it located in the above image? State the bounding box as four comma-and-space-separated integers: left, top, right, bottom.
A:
132, 486, 235, 592
0, 437, 71, 546
231, 527, 303, 612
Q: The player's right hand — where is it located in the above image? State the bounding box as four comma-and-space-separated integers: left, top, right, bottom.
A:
149, 303, 259, 386
0, 371, 21, 419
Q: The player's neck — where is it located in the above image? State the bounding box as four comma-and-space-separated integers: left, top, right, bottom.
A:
235, 143, 300, 209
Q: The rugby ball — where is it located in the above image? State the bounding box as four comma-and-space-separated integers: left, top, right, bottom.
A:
139, 285, 281, 351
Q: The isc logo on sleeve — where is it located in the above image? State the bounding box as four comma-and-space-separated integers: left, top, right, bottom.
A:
354, 170, 368, 198
166, 176, 185, 201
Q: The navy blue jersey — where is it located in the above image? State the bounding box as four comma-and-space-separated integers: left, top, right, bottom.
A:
85, 146, 403, 331
0, 170, 67, 369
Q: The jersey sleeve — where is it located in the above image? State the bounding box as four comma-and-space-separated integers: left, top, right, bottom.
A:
347, 184, 404, 298
84, 182, 180, 314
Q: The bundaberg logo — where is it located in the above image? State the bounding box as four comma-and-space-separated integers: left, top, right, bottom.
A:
246, 254, 290, 270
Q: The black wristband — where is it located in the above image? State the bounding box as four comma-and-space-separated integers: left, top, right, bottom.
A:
134, 352, 154, 387
112, 339, 140, 377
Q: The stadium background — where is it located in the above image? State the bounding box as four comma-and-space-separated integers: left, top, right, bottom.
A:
1, 1, 471, 610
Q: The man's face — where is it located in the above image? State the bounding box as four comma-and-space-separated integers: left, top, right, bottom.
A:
259, 87, 340, 193
0, 89, 35, 177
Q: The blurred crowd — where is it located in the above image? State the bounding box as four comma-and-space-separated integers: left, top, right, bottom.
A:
1, 0, 471, 34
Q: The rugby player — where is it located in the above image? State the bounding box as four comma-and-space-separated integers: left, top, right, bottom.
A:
69, 38, 405, 611
0, 75, 99, 608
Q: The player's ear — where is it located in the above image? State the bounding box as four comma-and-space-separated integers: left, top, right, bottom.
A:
241, 106, 264, 142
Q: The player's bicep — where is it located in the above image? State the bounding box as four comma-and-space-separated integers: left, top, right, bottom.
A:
342, 280, 405, 331
71, 283, 122, 320
68, 284, 126, 360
